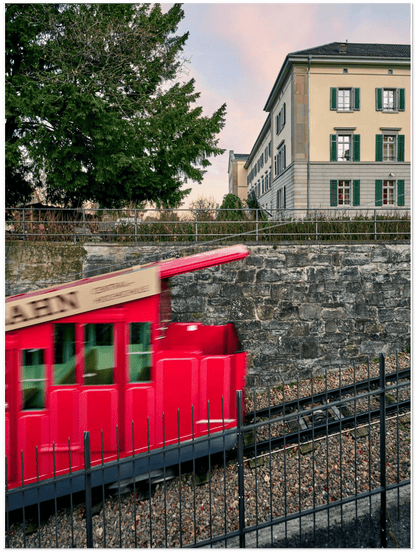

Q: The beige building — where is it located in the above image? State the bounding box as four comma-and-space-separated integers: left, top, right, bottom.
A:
227, 150, 249, 201
245, 42, 410, 215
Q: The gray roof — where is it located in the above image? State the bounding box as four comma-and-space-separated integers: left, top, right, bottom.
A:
290, 42, 410, 59
264, 41, 410, 111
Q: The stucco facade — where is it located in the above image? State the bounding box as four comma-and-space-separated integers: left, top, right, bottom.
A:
244, 42, 411, 216
227, 151, 249, 201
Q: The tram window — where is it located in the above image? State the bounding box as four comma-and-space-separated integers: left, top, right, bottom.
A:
84, 324, 114, 385
129, 323, 151, 382
54, 324, 76, 385
22, 349, 46, 410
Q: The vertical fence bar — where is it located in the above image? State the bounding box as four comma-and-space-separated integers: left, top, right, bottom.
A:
236, 390, 245, 548
315, 209, 318, 241
195, 211, 198, 243
84, 431, 93, 549
379, 354, 387, 547
134, 209, 138, 244
256, 209, 259, 242
22, 207, 26, 241
82, 208, 86, 241
374, 209, 377, 241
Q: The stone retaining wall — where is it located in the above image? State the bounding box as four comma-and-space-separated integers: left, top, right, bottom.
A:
5, 242, 410, 386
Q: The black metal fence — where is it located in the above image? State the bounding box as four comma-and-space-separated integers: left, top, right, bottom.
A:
5, 207, 411, 243
5, 354, 411, 548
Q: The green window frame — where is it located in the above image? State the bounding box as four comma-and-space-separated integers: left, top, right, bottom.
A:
330, 88, 360, 111
22, 349, 46, 410
330, 180, 338, 206
397, 180, 405, 206
375, 180, 383, 206
376, 88, 405, 111
129, 323, 152, 383
353, 180, 360, 207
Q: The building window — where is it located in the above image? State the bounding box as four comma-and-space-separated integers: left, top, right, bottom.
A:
331, 133, 360, 162
375, 179, 405, 206
330, 180, 360, 207
383, 135, 396, 161
337, 135, 350, 161
331, 88, 360, 111
277, 189, 282, 209
338, 180, 351, 205
376, 88, 405, 112
338, 89, 350, 111
376, 134, 404, 162
276, 187, 287, 210
383, 89, 395, 111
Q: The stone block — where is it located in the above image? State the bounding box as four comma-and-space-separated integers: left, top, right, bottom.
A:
256, 269, 282, 283
299, 303, 321, 320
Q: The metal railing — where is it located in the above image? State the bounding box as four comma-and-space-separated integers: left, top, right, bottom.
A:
5, 353, 411, 548
5, 207, 411, 243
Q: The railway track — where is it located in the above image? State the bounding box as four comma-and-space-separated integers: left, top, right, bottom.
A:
241, 366, 410, 458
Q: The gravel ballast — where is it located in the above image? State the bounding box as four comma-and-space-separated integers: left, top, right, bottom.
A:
6, 354, 410, 548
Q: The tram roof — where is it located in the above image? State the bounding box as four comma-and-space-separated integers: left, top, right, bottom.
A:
5, 245, 249, 331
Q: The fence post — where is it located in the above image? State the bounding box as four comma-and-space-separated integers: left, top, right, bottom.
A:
379, 354, 387, 547
195, 211, 198, 243
237, 390, 245, 548
82, 209, 86, 242
315, 209, 318, 241
84, 431, 93, 548
374, 209, 377, 241
22, 208, 26, 242
256, 209, 259, 242
134, 209, 138, 244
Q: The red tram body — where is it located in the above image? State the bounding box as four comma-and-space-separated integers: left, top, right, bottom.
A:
5, 245, 249, 502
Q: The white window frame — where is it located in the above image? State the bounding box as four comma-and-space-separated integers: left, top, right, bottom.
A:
382, 180, 395, 205
337, 135, 351, 161
338, 180, 351, 206
383, 135, 396, 162
337, 88, 351, 111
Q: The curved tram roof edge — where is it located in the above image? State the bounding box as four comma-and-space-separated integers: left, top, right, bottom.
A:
5, 245, 249, 332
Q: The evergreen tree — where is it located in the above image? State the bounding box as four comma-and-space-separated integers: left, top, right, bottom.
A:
6, 4, 226, 208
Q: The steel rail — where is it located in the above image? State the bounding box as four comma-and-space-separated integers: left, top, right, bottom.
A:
244, 367, 410, 423
242, 398, 410, 457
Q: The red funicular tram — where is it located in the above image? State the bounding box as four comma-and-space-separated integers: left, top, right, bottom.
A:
5, 245, 249, 507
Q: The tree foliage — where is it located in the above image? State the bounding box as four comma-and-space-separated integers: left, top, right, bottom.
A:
217, 193, 247, 221
6, 3, 226, 208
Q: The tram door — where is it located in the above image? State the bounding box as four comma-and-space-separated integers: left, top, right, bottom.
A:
79, 321, 119, 464
49, 322, 83, 475
16, 324, 51, 485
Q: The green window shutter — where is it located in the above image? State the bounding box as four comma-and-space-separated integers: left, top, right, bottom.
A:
397, 135, 405, 162
398, 89, 405, 111
330, 180, 338, 206
353, 180, 360, 206
283, 103, 286, 125
330, 88, 337, 110
397, 180, 405, 206
330, 135, 337, 161
376, 88, 383, 110
354, 88, 360, 110
353, 134, 360, 162
375, 180, 383, 206
375, 134, 383, 161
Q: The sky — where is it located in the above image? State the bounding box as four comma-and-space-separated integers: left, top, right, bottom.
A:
169, 2, 411, 208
